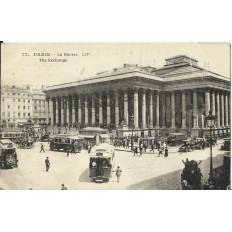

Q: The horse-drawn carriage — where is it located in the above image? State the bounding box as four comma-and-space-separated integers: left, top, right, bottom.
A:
181, 159, 203, 190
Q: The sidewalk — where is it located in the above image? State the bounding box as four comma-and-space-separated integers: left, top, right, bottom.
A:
115, 147, 161, 154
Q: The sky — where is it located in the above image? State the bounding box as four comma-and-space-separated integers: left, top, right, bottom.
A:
1, 43, 230, 88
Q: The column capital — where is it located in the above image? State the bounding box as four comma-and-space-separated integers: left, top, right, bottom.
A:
132, 87, 139, 93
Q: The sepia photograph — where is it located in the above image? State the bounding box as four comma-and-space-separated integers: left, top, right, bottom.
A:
0, 43, 231, 190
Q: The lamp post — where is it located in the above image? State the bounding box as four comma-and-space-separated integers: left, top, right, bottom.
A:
130, 114, 134, 151
205, 110, 216, 187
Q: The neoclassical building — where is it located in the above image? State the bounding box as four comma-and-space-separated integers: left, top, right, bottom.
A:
43, 55, 230, 138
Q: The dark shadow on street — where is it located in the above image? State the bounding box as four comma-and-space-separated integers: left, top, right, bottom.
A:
126, 153, 225, 190
78, 168, 92, 183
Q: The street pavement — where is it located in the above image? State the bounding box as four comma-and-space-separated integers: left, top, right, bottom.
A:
0, 140, 228, 190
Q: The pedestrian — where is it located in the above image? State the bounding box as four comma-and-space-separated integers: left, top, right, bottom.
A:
45, 157, 50, 172
143, 142, 147, 152
164, 147, 168, 157
67, 145, 70, 157
150, 142, 154, 152
139, 146, 143, 156
61, 184, 67, 190
158, 148, 163, 157
40, 143, 45, 153
115, 166, 122, 183
134, 146, 138, 156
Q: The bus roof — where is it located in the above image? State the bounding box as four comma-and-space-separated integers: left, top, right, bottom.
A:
0, 139, 14, 145
90, 143, 114, 156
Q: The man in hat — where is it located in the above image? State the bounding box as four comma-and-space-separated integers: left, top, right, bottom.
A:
45, 157, 50, 172
61, 184, 67, 190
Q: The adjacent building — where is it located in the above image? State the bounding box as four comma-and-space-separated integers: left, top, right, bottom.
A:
1, 84, 46, 129
43, 55, 231, 138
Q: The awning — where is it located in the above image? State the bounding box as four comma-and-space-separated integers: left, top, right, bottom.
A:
99, 134, 110, 139
78, 134, 96, 139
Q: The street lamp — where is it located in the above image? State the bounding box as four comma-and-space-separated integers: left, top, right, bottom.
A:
205, 110, 216, 187
130, 114, 134, 151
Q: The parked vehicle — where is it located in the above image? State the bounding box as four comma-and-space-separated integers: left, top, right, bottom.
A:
18, 138, 35, 149
41, 134, 50, 142
49, 134, 83, 152
0, 139, 18, 169
89, 143, 115, 183
178, 140, 194, 152
221, 138, 230, 151
167, 133, 187, 146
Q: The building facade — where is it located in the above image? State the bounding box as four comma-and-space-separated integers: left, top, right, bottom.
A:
43, 55, 230, 138
32, 88, 46, 123
1, 85, 46, 128
1, 85, 33, 128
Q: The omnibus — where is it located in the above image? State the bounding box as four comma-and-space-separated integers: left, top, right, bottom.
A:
89, 143, 115, 183
0, 131, 25, 142
0, 139, 18, 169
49, 134, 84, 152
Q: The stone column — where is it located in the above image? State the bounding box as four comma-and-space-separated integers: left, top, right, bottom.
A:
72, 96, 75, 126
205, 88, 210, 117
155, 91, 160, 128
181, 90, 187, 128
61, 97, 64, 127
141, 89, 146, 128
55, 97, 59, 124
99, 93, 103, 124
106, 91, 111, 124
49, 98, 54, 126
66, 97, 70, 125
84, 95, 88, 125
216, 91, 220, 128
161, 92, 166, 128
211, 90, 216, 116
171, 91, 176, 128
45, 98, 49, 124
115, 91, 119, 128
91, 94, 96, 125
225, 92, 229, 127
221, 92, 225, 127
77, 96, 82, 124
149, 90, 153, 128
193, 89, 198, 128
228, 93, 230, 126
124, 90, 128, 124
133, 88, 139, 128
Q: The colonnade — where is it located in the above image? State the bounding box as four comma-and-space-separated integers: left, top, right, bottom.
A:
46, 88, 230, 129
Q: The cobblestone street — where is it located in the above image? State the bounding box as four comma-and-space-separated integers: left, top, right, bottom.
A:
0, 140, 228, 190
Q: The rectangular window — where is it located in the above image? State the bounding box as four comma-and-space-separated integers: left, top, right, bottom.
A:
8, 105, 10, 109
13, 99, 15, 102
28, 113, 30, 116
23, 100, 25, 103
2, 112, 5, 116
28, 106, 30, 109
18, 93, 20, 96
18, 113, 21, 117
23, 113, 26, 117
2, 98, 4, 101
7, 112, 10, 117
23, 106, 25, 109
28, 100, 30, 103
18, 106, 20, 109
18, 99, 20, 102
